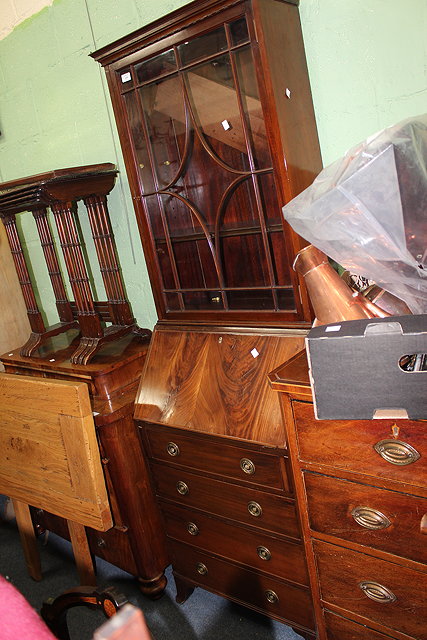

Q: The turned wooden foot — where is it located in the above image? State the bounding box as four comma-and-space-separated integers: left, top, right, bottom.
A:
41, 586, 127, 640
173, 574, 195, 604
137, 571, 167, 600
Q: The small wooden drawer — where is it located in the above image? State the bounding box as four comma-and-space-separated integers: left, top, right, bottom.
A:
305, 472, 427, 565
151, 461, 300, 538
314, 540, 427, 640
323, 610, 404, 640
170, 540, 314, 632
293, 402, 426, 488
33, 509, 138, 576
144, 425, 289, 491
162, 502, 308, 586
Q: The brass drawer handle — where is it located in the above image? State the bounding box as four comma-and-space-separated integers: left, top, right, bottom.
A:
265, 589, 279, 604
196, 562, 208, 576
248, 501, 263, 517
351, 506, 391, 530
374, 439, 420, 466
187, 522, 199, 536
359, 581, 397, 604
176, 481, 189, 495
167, 442, 180, 456
240, 458, 256, 475
257, 546, 271, 561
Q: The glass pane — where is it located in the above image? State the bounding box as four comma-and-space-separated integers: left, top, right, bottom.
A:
161, 192, 205, 240
178, 27, 227, 66
123, 92, 154, 193
197, 240, 222, 288
165, 292, 181, 310
145, 195, 165, 241
140, 76, 186, 189
135, 49, 177, 83
185, 54, 250, 171
228, 290, 274, 310
155, 240, 175, 289
277, 288, 296, 311
219, 175, 261, 234
217, 178, 271, 289
257, 172, 281, 225
269, 231, 292, 286
229, 17, 249, 46
221, 233, 270, 288
173, 239, 218, 289
183, 290, 224, 310
233, 46, 271, 168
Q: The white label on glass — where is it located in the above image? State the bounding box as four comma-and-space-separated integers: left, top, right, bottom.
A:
121, 72, 131, 83
221, 119, 232, 131
251, 348, 260, 358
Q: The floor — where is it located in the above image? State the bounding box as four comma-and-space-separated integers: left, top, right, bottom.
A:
0, 500, 307, 639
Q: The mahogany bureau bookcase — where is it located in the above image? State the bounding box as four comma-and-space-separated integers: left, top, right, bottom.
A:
269, 349, 427, 640
93, 0, 322, 636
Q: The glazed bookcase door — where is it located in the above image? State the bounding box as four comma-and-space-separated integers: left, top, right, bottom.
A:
99, 1, 320, 326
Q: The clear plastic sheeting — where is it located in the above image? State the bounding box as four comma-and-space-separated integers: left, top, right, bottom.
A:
282, 114, 427, 313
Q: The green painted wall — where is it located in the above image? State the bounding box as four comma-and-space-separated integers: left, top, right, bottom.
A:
0, 0, 426, 328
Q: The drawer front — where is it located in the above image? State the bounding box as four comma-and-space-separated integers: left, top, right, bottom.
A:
293, 402, 426, 488
144, 425, 289, 491
170, 540, 314, 631
324, 610, 405, 640
314, 540, 427, 640
162, 502, 308, 586
33, 509, 138, 575
305, 472, 427, 565
151, 462, 300, 539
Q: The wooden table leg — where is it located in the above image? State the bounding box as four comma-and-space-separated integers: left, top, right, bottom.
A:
12, 499, 42, 581
67, 520, 96, 586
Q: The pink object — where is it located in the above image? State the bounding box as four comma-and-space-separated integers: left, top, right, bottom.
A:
0, 575, 56, 640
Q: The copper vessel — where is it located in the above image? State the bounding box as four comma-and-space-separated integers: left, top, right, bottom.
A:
362, 284, 412, 316
294, 245, 391, 325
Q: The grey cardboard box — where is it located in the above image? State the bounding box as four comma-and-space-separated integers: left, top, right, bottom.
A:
306, 315, 427, 420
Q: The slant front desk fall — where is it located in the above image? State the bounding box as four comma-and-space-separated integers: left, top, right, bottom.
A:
93, 0, 322, 637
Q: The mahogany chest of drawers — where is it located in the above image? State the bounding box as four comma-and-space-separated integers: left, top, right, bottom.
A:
270, 349, 427, 640
135, 326, 315, 639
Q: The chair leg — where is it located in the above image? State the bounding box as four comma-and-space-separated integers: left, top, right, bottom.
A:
12, 499, 42, 581
67, 520, 96, 585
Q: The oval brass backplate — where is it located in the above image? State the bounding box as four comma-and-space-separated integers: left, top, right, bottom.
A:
359, 581, 397, 604
351, 506, 391, 530
374, 439, 420, 466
